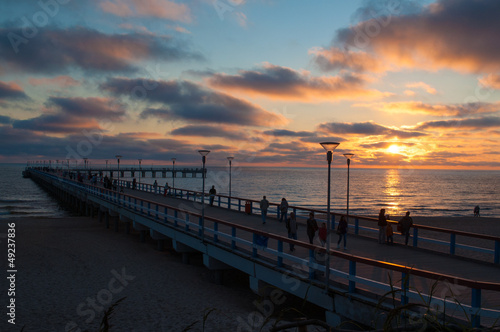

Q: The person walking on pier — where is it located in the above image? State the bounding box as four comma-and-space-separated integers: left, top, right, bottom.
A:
306, 212, 318, 244
153, 180, 158, 195
286, 212, 298, 251
378, 209, 388, 244
209, 185, 217, 206
279, 197, 289, 223
260, 196, 269, 224
164, 182, 169, 196
386, 222, 394, 245
336, 216, 347, 249
132, 178, 137, 190
399, 211, 413, 245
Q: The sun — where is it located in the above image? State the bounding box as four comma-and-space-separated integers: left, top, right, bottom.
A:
387, 144, 401, 154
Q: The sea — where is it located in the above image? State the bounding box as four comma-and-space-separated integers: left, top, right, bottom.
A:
1, 163, 499, 219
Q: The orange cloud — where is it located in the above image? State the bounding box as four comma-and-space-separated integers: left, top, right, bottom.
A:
357, 101, 500, 117
333, 0, 500, 74
28, 76, 80, 87
310, 47, 386, 73
405, 82, 437, 95
479, 74, 500, 90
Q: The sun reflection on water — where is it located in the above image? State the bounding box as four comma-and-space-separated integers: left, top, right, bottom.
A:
383, 169, 402, 216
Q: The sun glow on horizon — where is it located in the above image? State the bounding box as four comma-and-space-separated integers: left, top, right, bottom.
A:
387, 144, 401, 154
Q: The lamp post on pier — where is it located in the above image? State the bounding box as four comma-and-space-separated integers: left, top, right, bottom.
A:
83, 158, 88, 170
171, 158, 176, 190
198, 150, 210, 242
115, 155, 122, 192
105, 160, 108, 177
227, 157, 234, 201
343, 153, 354, 221
320, 141, 340, 291
138, 159, 142, 185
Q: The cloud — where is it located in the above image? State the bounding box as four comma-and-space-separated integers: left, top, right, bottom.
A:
318, 121, 426, 139
310, 47, 385, 73
100, 0, 192, 22
414, 116, 500, 130
0, 115, 13, 124
0, 81, 28, 100
28, 76, 80, 87
101, 78, 287, 126
405, 82, 437, 95
0, 27, 203, 74
333, 0, 500, 74
479, 74, 500, 90
357, 101, 500, 117
10, 96, 125, 134
207, 63, 387, 101
170, 125, 252, 141
262, 129, 315, 137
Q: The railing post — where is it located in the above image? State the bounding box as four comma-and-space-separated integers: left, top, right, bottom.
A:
252, 234, 258, 258
140, 200, 144, 214
164, 206, 168, 223
413, 228, 418, 247
495, 240, 499, 264
134, 198, 137, 211
198, 217, 203, 237
471, 288, 481, 328
231, 227, 236, 249
217, 196, 221, 207
174, 210, 178, 226
349, 261, 356, 293
214, 222, 218, 243
401, 272, 409, 306
228, 197, 231, 210
277, 207, 280, 219
277, 240, 283, 267
155, 204, 159, 220
308, 249, 315, 280
185, 214, 189, 231
354, 218, 359, 235
147, 202, 151, 216
450, 233, 456, 255
238, 199, 242, 212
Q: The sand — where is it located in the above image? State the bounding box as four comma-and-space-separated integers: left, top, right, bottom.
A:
0, 217, 265, 332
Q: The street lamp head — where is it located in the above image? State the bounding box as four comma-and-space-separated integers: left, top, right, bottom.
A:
343, 153, 354, 160
138, 159, 142, 162
227, 156, 234, 162
115, 155, 122, 160
320, 142, 340, 152
171, 158, 176, 163
198, 150, 210, 156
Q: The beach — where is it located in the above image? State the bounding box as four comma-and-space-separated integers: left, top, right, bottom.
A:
1, 217, 261, 332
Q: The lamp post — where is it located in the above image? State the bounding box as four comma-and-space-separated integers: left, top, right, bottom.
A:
105, 160, 108, 177
138, 159, 142, 185
83, 158, 88, 170
227, 157, 234, 200
343, 153, 354, 221
171, 158, 176, 190
198, 150, 210, 242
115, 155, 122, 191
320, 141, 340, 291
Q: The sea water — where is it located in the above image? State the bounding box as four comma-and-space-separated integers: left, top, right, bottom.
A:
1, 164, 499, 218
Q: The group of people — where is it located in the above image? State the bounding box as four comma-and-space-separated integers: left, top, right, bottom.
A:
378, 209, 413, 246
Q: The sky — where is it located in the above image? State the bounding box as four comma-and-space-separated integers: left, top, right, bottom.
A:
1, 0, 500, 169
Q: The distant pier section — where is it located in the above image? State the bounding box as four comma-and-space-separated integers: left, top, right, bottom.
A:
26, 166, 206, 179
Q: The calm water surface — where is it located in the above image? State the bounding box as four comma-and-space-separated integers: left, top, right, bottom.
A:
1, 164, 499, 218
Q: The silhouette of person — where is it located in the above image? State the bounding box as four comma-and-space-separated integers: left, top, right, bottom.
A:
260, 196, 269, 224
378, 209, 388, 244
209, 185, 216, 206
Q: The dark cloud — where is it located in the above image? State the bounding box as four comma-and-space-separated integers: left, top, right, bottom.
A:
0, 81, 28, 100
0, 27, 203, 74
414, 117, 500, 130
47, 97, 126, 120
206, 63, 385, 101
318, 121, 426, 139
102, 78, 286, 126
0, 115, 13, 124
262, 129, 316, 137
170, 125, 251, 141
10, 96, 125, 133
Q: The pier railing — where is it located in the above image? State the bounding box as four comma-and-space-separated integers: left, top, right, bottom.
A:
114, 177, 500, 265
33, 170, 500, 328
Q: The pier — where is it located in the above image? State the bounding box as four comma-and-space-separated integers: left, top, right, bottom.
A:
26, 168, 500, 329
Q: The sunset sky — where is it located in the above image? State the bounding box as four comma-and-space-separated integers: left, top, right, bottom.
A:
1, 0, 500, 169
